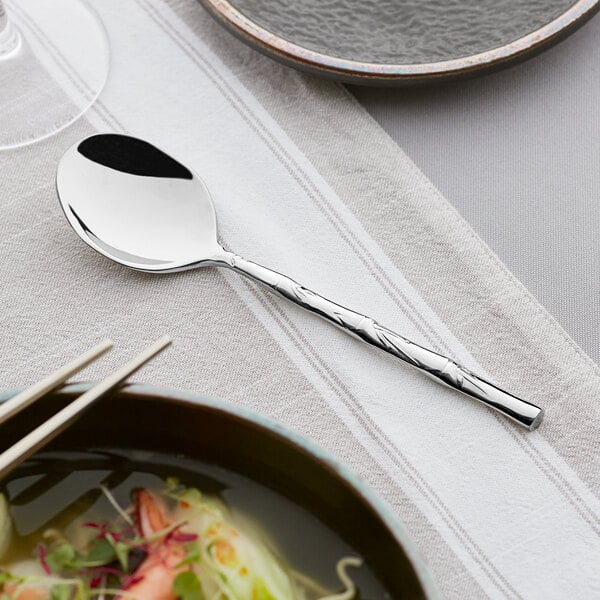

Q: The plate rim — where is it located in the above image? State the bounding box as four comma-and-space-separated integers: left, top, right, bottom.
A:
198, 0, 600, 84
0, 382, 440, 599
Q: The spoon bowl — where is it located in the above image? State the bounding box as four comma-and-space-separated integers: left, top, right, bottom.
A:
56, 133, 544, 430
57, 134, 223, 271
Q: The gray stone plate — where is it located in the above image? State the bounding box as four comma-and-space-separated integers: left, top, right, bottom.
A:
198, 0, 600, 85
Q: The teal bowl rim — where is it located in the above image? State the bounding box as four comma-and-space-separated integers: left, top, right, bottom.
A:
0, 382, 439, 599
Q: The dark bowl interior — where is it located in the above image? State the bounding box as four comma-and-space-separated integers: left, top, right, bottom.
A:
0, 385, 434, 599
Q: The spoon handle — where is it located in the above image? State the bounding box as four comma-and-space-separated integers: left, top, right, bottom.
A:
223, 252, 543, 430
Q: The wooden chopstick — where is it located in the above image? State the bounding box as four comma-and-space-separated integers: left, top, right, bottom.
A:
0, 335, 172, 480
0, 340, 114, 427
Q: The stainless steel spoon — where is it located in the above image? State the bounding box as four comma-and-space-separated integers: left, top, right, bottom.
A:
56, 134, 543, 430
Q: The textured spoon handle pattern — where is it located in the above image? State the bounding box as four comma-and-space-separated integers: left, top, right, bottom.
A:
225, 252, 543, 430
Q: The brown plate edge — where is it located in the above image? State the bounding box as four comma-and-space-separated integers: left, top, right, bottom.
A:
197, 0, 600, 85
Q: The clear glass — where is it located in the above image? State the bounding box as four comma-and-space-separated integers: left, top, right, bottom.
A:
0, 0, 109, 150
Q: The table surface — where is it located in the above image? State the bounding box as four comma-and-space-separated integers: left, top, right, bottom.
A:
2, 2, 599, 598
352, 14, 600, 364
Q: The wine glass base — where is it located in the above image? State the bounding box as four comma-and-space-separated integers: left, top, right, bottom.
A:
0, 0, 109, 150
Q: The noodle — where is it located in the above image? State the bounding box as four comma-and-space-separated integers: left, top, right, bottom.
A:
317, 557, 362, 600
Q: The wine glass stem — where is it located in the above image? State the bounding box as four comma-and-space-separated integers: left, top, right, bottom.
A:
0, 1, 7, 31
0, 0, 20, 58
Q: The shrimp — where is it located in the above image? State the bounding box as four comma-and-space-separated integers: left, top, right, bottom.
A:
120, 490, 189, 600
126, 487, 298, 599
0, 561, 51, 600
2, 582, 48, 600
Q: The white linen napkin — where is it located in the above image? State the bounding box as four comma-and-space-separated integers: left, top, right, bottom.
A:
0, 0, 599, 598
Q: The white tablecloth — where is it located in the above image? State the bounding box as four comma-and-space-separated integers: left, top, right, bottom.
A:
1, 1, 599, 598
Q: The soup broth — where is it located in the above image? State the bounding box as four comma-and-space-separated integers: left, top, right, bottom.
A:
1, 449, 392, 599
